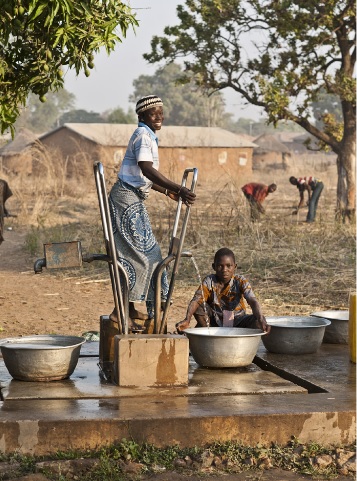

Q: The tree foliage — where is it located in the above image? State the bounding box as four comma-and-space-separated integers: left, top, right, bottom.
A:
0, 0, 137, 135
131, 63, 232, 127
145, 0, 356, 215
15, 89, 75, 132
231, 117, 303, 137
106, 106, 136, 124
58, 108, 105, 126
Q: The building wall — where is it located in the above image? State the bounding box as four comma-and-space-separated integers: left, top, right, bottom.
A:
159, 146, 252, 183
82, 145, 253, 184
39, 130, 102, 177
253, 151, 290, 171
39, 129, 253, 183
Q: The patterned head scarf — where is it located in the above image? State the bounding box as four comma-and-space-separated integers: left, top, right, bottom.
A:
135, 95, 163, 115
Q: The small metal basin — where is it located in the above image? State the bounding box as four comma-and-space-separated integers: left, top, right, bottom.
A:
262, 317, 331, 355
311, 310, 349, 344
184, 327, 266, 368
0, 335, 86, 381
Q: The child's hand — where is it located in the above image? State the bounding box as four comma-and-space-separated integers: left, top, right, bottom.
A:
258, 316, 271, 334
175, 319, 190, 334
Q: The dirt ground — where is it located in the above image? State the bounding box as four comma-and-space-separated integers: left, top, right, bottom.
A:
0, 226, 194, 338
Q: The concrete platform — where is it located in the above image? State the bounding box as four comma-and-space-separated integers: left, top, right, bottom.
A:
0, 341, 355, 455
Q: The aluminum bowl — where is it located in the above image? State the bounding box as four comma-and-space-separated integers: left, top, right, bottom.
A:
262, 316, 331, 355
311, 310, 349, 344
0, 335, 86, 381
184, 327, 266, 368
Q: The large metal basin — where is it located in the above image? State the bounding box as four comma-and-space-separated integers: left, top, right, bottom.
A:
311, 310, 349, 344
0, 335, 86, 381
262, 317, 331, 355
184, 327, 266, 368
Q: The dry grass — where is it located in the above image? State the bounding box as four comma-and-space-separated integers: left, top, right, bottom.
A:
150, 168, 355, 314
2, 155, 355, 315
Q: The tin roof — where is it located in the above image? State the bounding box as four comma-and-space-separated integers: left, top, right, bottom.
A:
40, 124, 257, 148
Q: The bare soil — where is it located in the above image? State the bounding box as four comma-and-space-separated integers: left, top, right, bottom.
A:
0, 226, 193, 338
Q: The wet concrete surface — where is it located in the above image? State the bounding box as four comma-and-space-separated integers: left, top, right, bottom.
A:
0, 341, 355, 455
0, 358, 307, 400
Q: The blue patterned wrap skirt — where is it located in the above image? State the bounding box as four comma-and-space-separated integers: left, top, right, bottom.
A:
109, 179, 169, 314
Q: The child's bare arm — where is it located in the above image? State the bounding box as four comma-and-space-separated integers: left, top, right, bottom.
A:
246, 297, 270, 333
176, 300, 201, 332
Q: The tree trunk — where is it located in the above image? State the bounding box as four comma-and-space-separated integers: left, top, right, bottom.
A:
336, 136, 356, 222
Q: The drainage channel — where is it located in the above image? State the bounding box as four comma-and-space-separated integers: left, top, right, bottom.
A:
253, 355, 328, 394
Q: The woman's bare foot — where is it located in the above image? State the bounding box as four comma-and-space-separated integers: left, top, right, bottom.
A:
109, 308, 118, 323
129, 302, 148, 320
110, 309, 145, 332
130, 319, 145, 333
110, 304, 148, 323
129, 308, 148, 320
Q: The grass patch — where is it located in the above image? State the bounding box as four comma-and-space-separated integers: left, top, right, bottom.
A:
0, 438, 355, 480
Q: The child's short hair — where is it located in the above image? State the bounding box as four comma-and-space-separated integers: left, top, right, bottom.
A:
214, 247, 235, 264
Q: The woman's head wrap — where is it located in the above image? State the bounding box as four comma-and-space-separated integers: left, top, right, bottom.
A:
136, 95, 163, 115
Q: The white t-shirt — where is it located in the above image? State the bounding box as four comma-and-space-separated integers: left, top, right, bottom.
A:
118, 122, 159, 194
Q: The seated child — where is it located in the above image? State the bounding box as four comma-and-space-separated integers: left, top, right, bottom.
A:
176, 247, 270, 334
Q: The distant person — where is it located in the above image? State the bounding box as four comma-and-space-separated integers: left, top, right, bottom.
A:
241, 182, 277, 221
289, 176, 324, 223
0, 179, 13, 245
175, 247, 270, 334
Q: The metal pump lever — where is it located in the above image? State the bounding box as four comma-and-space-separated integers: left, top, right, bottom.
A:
33, 163, 197, 338
93, 161, 129, 335
34, 163, 130, 335
153, 167, 198, 334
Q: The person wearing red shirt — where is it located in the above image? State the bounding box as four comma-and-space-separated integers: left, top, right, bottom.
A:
241, 182, 277, 221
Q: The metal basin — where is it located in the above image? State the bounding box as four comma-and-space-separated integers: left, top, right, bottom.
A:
184, 327, 266, 368
311, 310, 349, 344
0, 335, 86, 381
262, 317, 331, 355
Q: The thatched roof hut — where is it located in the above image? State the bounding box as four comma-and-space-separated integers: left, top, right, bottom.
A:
0, 129, 38, 174
253, 134, 291, 170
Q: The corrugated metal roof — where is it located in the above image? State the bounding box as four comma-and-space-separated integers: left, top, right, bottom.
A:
40, 124, 257, 148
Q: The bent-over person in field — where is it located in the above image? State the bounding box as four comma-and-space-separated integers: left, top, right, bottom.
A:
0, 179, 13, 245
175, 247, 270, 334
289, 176, 324, 223
241, 182, 277, 221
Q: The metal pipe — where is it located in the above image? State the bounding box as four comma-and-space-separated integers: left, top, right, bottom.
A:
82, 253, 130, 305
94, 163, 122, 334
152, 254, 175, 333
93, 162, 129, 334
154, 168, 198, 334
82, 253, 111, 263
34, 257, 46, 273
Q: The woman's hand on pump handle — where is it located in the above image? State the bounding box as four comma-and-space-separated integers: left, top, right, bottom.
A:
169, 186, 196, 206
